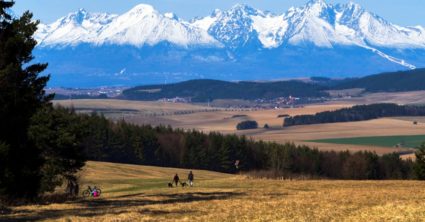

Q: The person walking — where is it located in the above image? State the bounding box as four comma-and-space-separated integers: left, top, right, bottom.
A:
173, 174, 180, 187
188, 171, 194, 187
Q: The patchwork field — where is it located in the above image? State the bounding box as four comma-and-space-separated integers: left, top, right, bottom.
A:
54, 99, 425, 155
2, 161, 425, 222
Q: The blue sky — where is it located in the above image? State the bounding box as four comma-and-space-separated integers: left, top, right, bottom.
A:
13, 0, 425, 26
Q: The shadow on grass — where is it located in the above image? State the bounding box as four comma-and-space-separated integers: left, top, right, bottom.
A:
0, 191, 244, 221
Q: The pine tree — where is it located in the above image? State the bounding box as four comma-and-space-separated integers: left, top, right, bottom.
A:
414, 144, 425, 180
0, 1, 52, 199
28, 107, 86, 193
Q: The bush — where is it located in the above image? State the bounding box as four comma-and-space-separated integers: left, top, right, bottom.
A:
236, 121, 258, 130
277, 114, 290, 118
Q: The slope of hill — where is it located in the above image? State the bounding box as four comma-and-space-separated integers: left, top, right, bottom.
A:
32, 0, 425, 87
122, 79, 328, 102
333, 68, 425, 92
3, 161, 425, 221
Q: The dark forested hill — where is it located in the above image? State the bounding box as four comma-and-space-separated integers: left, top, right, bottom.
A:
284, 103, 425, 127
333, 68, 425, 92
122, 79, 328, 102
121, 68, 425, 102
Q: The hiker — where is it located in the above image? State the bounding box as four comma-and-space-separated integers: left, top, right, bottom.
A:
188, 171, 194, 187
65, 176, 79, 197
69, 179, 79, 197
173, 174, 180, 187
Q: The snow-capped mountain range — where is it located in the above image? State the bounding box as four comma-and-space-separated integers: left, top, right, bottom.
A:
33, 0, 425, 87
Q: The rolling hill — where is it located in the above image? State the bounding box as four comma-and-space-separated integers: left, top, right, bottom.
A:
333, 68, 425, 92
3, 161, 425, 221
119, 68, 425, 102
122, 79, 328, 102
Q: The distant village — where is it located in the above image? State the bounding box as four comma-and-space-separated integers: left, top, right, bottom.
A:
49, 87, 327, 109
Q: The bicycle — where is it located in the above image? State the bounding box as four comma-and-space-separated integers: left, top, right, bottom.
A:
82, 186, 102, 197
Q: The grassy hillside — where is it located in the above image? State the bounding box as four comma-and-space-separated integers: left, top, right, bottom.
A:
333, 68, 425, 92
122, 79, 328, 102
3, 161, 425, 221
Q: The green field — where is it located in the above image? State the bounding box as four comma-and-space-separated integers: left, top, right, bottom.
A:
309, 135, 425, 148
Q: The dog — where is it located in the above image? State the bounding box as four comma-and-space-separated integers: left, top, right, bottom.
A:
168, 182, 173, 188
180, 182, 188, 187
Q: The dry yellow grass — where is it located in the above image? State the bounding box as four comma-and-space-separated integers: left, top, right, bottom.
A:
3, 161, 425, 222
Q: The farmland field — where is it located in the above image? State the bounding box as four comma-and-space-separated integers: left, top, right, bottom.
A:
53, 99, 425, 155
2, 161, 425, 221
310, 135, 425, 149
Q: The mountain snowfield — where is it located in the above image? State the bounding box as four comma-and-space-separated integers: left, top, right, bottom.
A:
33, 0, 425, 87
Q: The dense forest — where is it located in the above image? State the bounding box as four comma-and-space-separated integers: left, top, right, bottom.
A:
43, 107, 419, 180
122, 79, 328, 102
333, 68, 425, 92
284, 103, 425, 127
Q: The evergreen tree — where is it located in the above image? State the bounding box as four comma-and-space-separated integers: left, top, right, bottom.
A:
0, 1, 52, 199
414, 144, 425, 180
28, 107, 87, 193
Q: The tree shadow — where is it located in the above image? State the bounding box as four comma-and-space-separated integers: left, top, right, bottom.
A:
0, 191, 244, 221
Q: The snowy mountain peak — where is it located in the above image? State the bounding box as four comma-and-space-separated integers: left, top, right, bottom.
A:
33, 0, 425, 86
164, 12, 179, 20
306, 0, 327, 6
77, 8, 87, 13
346, 1, 362, 9
207, 4, 266, 48
127, 4, 156, 15
35, 1, 425, 54
303, 0, 332, 17
229, 4, 261, 16
62, 8, 89, 24
211, 9, 223, 17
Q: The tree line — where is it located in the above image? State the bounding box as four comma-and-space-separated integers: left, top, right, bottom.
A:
123, 79, 328, 102
284, 103, 425, 126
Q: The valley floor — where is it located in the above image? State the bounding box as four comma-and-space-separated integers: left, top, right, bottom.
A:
55, 99, 425, 157
2, 162, 425, 222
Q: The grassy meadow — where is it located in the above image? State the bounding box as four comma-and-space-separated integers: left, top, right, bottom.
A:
310, 134, 425, 149
2, 161, 425, 221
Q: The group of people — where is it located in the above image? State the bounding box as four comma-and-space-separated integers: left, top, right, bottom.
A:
173, 171, 194, 187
